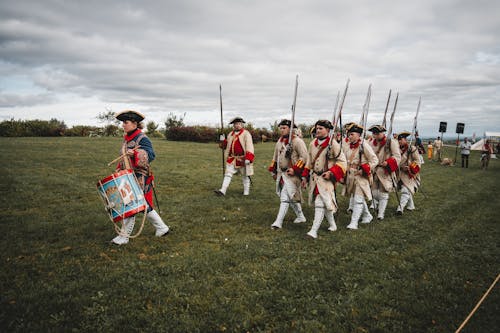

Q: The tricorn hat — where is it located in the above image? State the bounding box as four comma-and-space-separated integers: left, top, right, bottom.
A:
314, 119, 333, 129
278, 119, 297, 128
229, 117, 246, 124
397, 131, 411, 140
346, 123, 363, 134
368, 124, 386, 133
115, 110, 145, 122
342, 122, 355, 131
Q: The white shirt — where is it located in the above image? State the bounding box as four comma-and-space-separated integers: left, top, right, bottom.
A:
460, 141, 471, 155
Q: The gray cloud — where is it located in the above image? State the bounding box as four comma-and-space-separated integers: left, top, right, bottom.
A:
1, 0, 499, 137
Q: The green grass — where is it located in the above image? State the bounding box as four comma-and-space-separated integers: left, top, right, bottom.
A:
0, 137, 499, 332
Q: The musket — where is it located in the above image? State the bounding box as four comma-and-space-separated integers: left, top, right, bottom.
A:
333, 78, 350, 133
286, 74, 299, 158
219, 84, 225, 177
386, 92, 401, 209
386, 92, 398, 142
358, 84, 373, 202
408, 97, 421, 153
325, 90, 340, 175
332, 91, 340, 127
401, 97, 423, 204
328, 91, 340, 143
381, 90, 392, 128
332, 78, 350, 156
359, 84, 372, 150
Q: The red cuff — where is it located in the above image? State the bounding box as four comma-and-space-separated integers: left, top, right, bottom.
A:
386, 157, 398, 173
292, 160, 305, 176
301, 167, 310, 178
130, 151, 139, 168
329, 164, 345, 182
268, 161, 276, 173
361, 163, 371, 176
409, 162, 420, 175
245, 151, 255, 162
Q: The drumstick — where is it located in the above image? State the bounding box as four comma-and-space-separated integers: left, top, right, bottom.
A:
107, 146, 141, 166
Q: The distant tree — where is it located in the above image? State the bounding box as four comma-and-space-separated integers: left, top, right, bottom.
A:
164, 112, 186, 129
146, 121, 164, 138
269, 120, 280, 141
97, 108, 120, 124
97, 108, 120, 136
164, 112, 186, 139
297, 123, 313, 139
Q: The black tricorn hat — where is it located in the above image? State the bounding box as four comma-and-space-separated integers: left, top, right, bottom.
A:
278, 119, 297, 128
229, 117, 246, 124
368, 124, 386, 133
346, 123, 363, 134
314, 119, 333, 129
115, 110, 145, 122
397, 131, 411, 140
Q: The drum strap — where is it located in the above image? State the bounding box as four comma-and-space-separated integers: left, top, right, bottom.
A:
121, 144, 132, 169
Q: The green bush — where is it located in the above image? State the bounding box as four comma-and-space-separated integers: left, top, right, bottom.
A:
166, 126, 217, 142
0, 118, 67, 137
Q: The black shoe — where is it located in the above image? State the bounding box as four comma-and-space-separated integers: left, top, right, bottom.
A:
396, 210, 403, 216
213, 190, 225, 196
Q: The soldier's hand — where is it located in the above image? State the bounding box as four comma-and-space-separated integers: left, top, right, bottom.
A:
286, 168, 295, 176
245, 159, 251, 165
321, 171, 331, 180
126, 149, 135, 156
272, 174, 277, 181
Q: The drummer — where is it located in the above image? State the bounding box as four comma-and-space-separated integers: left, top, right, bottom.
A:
111, 110, 170, 245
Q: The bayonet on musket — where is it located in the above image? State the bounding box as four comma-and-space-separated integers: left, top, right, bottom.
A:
386, 92, 401, 209
386, 92, 398, 141
360, 84, 372, 147
381, 89, 392, 128
408, 97, 421, 150
333, 78, 350, 133
286, 74, 299, 158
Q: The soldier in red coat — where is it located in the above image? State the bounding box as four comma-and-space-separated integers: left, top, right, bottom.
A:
215, 117, 255, 196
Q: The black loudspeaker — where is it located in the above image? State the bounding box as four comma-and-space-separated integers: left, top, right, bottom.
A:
439, 121, 447, 133
456, 123, 464, 134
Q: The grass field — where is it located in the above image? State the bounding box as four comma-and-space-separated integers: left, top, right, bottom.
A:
0, 137, 499, 332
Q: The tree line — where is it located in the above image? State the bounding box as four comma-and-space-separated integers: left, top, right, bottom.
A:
0, 112, 313, 143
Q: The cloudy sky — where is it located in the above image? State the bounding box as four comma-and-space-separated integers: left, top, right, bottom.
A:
1, 0, 499, 137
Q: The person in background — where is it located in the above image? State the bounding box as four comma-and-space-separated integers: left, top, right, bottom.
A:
415, 132, 425, 164
459, 137, 472, 168
433, 136, 443, 161
268, 119, 308, 230
480, 139, 494, 170
427, 140, 433, 160
215, 117, 255, 196
111, 110, 170, 245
